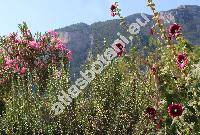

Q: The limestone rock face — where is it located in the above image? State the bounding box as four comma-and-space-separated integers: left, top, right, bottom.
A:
55, 5, 200, 79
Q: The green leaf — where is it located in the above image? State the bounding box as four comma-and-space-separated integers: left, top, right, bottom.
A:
0, 57, 3, 64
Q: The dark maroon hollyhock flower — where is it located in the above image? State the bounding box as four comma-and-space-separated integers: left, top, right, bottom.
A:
110, 2, 118, 17
115, 43, 124, 57
110, 4, 117, 11
151, 64, 157, 75
168, 23, 182, 39
110, 3, 118, 11
145, 107, 157, 120
168, 103, 184, 118
111, 12, 117, 17
176, 53, 188, 69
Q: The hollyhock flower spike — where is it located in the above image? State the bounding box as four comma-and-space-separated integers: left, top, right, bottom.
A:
176, 53, 188, 69
168, 103, 184, 118
110, 2, 120, 17
168, 23, 182, 39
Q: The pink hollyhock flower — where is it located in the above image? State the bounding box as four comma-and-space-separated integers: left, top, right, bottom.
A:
20, 67, 27, 75
168, 23, 182, 39
51, 37, 57, 43
4, 66, 10, 70
48, 30, 58, 37
4, 57, 16, 70
5, 58, 12, 65
28, 41, 40, 49
0, 49, 3, 54
145, 107, 157, 120
168, 103, 184, 118
55, 43, 62, 49
14, 64, 20, 73
56, 38, 63, 44
66, 51, 73, 61
176, 53, 188, 69
55, 43, 66, 51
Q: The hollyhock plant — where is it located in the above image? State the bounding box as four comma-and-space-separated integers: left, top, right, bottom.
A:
168, 23, 182, 39
168, 103, 184, 118
176, 53, 188, 69
0, 1, 199, 134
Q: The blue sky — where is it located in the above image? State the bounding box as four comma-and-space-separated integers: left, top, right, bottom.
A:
0, 0, 199, 35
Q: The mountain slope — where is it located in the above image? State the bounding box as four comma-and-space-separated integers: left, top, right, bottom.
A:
55, 5, 200, 79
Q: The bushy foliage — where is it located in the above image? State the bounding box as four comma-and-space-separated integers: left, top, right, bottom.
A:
0, 22, 72, 134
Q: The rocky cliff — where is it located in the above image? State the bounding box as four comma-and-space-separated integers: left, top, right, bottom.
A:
55, 5, 200, 79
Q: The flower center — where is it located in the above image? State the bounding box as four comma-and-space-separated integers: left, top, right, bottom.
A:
174, 109, 178, 113
180, 59, 184, 64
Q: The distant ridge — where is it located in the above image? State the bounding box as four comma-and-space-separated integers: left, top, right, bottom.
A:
55, 5, 200, 79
